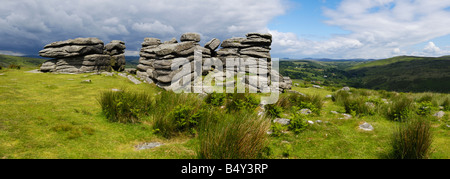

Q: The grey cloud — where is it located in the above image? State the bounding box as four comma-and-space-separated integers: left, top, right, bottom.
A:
0, 0, 286, 56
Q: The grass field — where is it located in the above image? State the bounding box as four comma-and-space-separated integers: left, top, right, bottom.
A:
0, 68, 449, 159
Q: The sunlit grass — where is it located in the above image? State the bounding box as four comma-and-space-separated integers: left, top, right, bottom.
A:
0, 68, 448, 159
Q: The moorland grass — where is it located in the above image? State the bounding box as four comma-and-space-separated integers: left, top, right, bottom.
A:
197, 111, 270, 159
0, 68, 448, 159
389, 118, 433, 159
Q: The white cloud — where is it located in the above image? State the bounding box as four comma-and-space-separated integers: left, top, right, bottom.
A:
423, 42, 441, 54
270, 0, 450, 59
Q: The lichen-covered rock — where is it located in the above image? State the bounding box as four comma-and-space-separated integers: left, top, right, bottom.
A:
180, 32, 201, 42
39, 38, 104, 58
142, 38, 162, 47
204, 38, 221, 51
39, 38, 126, 73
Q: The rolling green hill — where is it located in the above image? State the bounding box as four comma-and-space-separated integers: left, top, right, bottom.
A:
279, 60, 359, 87
0, 54, 47, 68
348, 56, 450, 93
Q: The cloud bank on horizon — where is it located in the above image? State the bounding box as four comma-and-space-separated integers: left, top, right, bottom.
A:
0, 0, 449, 59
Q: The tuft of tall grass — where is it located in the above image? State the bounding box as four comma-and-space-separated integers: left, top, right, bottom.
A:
288, 93, 323, 114
389, 118, 433, 159
197, 111, 270, 159
333, 90, 375, 116
385, 95, 415, 122
8, 64, 21, 70
343, 96, 375, 116
443, 97, 450, 111
416, 93, 439, 107
98, 90, 153, 124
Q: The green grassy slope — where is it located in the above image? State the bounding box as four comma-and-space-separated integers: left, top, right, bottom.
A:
0, 54, 47, 68
1, 68, 448, 159
348, 56, 450, 92
0, 69, 199, 159
348, 56, 450, 70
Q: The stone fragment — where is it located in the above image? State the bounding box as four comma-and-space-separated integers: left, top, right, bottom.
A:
274, 118, 291, 126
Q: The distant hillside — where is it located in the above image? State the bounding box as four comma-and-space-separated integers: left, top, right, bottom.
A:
0, 54, 47, 68
0, 54, 142, 69
348, 56, 450, 93
279, 60, 359, 86
125, 56, 140, 68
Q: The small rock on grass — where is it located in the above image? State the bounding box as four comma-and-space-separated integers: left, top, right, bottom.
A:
135, 142, 163, 151
274, 118, 290, 126
359, 122, 374, 131
81, 79, 92, 83
342, 113, 352, 119
433, 111, 445, 118
300, 109, 312, 115
26, 69, 43, 73
127, 75, 142, 85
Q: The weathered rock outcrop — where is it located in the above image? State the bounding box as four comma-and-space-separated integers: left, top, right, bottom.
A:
39, 38, 126, 73
137, 33, 212, 90
136, 32, 292, 92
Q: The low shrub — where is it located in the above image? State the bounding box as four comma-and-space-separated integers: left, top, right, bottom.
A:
269, 122, 286, 137
197, 111, 270, 159
265, 104, 283, 118
152, 92, 206, 138
225, 92, 259, 112
172, 105, 205, 132
8, 64, 21, 70
385, 95, 415, 122
389, 118, 433, 159
205, 92, 226, 106
442, 97, 450, 111
288, 113, 308, 134
417, 101, 434, 116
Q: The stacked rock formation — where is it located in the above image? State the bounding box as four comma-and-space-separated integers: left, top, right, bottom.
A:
104, 40, 126, 71
218, 33, 292, 93
137, 33, 212, 90
39, 38, 125, 73
136, 32, 292, 92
